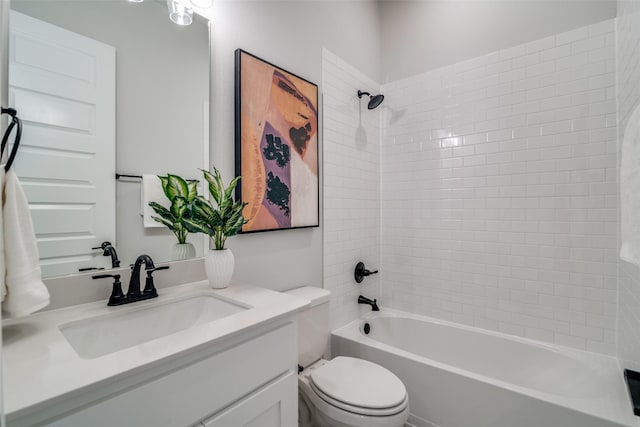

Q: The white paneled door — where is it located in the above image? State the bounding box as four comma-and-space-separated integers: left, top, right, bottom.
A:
9, 11, 115, 277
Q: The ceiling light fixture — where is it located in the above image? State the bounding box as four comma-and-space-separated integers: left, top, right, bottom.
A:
167, 0, 193, 26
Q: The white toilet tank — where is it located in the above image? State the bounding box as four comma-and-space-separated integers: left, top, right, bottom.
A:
284, 286, 331, 368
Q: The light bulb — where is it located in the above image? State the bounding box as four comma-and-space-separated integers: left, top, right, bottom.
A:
167, 0, 193, 26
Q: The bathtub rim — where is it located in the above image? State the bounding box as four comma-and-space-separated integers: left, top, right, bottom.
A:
332, 308, 635, 427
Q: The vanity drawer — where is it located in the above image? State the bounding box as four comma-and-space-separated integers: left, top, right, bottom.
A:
42, 321, 296, 427
199, 371, 297, 427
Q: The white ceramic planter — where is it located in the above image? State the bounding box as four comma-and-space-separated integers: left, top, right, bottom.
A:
204, 248, 234, 289
172, 243, 196, 261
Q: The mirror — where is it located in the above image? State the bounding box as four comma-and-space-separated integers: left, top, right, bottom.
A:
8, 0, 210, 278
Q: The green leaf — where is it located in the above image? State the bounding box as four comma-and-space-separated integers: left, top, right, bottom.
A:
191, 197, 216, 222
201, 169, 222, 205
219, 196, 232, 217
182, 218, 215, 236
170, 196, 187, 220
214, 168, 225, 203
224, 176, 241, 202
224, 205, 243, 229
224, 215, 243, 236
148, 201, 175, 222
186, 180, 199, 203
165, 174, 189, 200
158, 175, 170, 199
211, 210, 223, 226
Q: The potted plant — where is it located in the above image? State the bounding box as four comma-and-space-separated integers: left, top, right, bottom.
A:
183, 166, 248, 288
149, 174, 199, 260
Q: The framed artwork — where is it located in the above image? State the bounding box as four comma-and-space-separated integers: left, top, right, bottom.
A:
235, 49, 319, 233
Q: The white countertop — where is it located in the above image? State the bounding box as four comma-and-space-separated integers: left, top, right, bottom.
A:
2, 281, 309, 419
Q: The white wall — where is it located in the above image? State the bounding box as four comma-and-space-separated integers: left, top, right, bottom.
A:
380, 0, 617, 82
201, 1, 381, 291
381, 20, 618, 354
616, 0, 640, 371
322, 49, 381, 330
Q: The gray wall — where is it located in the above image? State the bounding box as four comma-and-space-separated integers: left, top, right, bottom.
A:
380, 0, 617, 82
200, 1, 382, 291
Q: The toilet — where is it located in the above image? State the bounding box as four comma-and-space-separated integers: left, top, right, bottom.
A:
285, 286, 410, 427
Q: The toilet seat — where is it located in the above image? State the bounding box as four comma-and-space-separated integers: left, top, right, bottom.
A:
308, 357, 408, 416
309, 381, 409, 416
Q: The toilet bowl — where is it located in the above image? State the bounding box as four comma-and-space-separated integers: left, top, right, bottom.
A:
298, 358, 409, 427
284, 287, 410, 427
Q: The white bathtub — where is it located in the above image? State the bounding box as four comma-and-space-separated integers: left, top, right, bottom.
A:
332, 310, 636, 427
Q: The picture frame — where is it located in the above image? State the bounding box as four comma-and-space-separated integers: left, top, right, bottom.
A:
234, 49, 319, 233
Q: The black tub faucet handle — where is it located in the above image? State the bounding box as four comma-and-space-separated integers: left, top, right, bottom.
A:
354, 262, 379, 283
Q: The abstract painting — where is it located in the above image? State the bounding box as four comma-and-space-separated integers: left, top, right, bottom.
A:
235, 49, 319, 233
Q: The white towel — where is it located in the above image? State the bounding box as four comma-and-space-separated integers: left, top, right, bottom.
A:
2, 169, 50, 317
621, 103, 640, 265
141, 174, 166, 228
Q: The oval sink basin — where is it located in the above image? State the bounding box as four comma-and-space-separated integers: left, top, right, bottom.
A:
59, 294, 248, 359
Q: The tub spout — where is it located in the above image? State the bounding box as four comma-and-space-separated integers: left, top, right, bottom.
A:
358, 295, 380, 311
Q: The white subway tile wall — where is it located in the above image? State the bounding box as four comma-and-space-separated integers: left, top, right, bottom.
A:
616, 1, 640, 370
322, 49, 381, 330
380, 20, 618, 354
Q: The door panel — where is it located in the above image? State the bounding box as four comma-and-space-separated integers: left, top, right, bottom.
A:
9, 10, 115, 276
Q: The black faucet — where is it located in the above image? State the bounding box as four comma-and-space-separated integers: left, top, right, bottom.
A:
129, 254, 170, 301
92, 254, 169, 306
92, 241, 120, 268
358, 295, 380, 311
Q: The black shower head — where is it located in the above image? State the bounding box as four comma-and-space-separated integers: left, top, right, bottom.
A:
358, 90, 384, 110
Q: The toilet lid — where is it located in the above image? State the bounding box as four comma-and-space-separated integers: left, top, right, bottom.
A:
309, 357, 407, 410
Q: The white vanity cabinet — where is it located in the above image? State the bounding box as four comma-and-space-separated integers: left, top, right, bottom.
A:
10, 320, 298, 427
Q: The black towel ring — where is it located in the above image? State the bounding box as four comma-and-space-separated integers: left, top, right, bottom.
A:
1, 107, 22, 172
